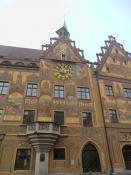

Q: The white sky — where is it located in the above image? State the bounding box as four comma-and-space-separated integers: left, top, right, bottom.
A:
0, 0, 131, 61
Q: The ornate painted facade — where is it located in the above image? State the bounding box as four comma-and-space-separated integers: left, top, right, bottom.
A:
0, 25, 131, 175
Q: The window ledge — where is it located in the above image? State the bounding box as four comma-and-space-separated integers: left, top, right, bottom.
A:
53, 97, 65, 99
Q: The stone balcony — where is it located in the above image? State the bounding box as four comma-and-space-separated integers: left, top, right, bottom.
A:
26, 122, 61, 152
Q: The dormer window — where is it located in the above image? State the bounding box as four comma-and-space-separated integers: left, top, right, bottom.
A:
61, 53, 65, 60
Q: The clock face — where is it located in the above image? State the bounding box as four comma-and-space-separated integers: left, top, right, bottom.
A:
54, 63, 73, 80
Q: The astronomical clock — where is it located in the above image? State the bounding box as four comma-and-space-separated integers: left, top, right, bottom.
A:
54, 63, 73, 80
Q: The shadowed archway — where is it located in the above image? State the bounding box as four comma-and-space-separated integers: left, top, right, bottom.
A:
123, 145, 131, 170
82, 143, 101, 172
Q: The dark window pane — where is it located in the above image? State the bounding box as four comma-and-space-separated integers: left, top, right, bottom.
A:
82, 112, 93, 127
53, 148, 65, 160
23, 110, 35, 124
54, 111, 64, 125
14, 149, 31, 170
109, 109, 118, 123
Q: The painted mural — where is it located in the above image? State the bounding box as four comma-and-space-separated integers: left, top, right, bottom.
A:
46, 42, 81, 62
108, 64, 131, 78
66, 96, 79, 116
27, 73, 39, 83
66, 82, 79, 116
76, 64, 87, 78
40, 80, 52, 95
4, 92, 23, 121
41, 60, 51, 80
117, 100, 131, 121
38, 94, 52, 117
0, 71, 12, 81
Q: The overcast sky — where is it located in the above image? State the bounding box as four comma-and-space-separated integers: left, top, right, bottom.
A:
0, 0, 131, 61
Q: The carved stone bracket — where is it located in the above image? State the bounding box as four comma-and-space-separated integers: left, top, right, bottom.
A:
120, 132, 131, 142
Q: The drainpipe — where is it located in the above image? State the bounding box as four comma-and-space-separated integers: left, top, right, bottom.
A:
96, 73, 113, 175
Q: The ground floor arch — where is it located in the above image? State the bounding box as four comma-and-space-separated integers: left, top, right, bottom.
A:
122, 145, 131, 170
82, 143, 101, 172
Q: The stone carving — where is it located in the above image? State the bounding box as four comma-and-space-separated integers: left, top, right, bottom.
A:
120, 132, 131, 142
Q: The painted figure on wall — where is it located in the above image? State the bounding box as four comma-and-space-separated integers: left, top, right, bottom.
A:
39, 94, 52, 117
5, 92, 24, 121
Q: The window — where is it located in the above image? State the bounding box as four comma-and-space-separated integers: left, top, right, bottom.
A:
0, 82, 9, 95
61, 53, 65, 60
23, 110, 35, 124
1, 61, 11, 65
105, 85, 113, 96
53, 148, 65, 160
0, 109, 3, 119
26, 84, 37, 97
14, 149, 31, 170
123, 88, 131, 98
28, 63, 38, 67
54, 111, 64, 125
82, 112, 93, 127
15, 62, 25, 66
109, 109, 118, 123
54, 85, 64, 98
77, 87, 90, 100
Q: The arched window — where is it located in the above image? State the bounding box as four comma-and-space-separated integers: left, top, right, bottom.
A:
1, 61, 12, 65
82, 143, 101, 172
28, 63, 38, 67
15, 62, 25, 66
122, 145, 131, 170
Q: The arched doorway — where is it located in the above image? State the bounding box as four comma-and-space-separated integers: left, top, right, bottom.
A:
122, 145, 131, 170
82, 143, 101, 172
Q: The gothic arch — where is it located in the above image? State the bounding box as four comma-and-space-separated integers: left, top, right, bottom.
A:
122, 144, 131, 170
82, 142, 101, 172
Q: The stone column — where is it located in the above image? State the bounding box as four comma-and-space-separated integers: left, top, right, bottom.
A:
35, 151, 49, 175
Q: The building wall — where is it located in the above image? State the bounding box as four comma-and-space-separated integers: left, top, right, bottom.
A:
0, 36, 131, 174
98, 52, 131, 172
